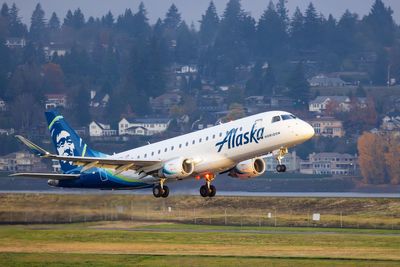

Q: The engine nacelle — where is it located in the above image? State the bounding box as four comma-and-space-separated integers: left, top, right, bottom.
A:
158, 157, 194, 179
229, 158, 266, 179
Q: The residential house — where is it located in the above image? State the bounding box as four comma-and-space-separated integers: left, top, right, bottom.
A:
5, 37, 26, 48
245, 96, 268, 113
0, 152, 47, 172
43, 43, 69, 61
89, 121, 116, 137
0, 98, 7, 111
381, 113, 400, 131
0, 128, 15, 136
175, 65, 198, 74
309, 96, 351, 113
264, 151, 300, 172
45, 94, 67, 109
308, 117, 345, 137
149, 92, 182, 114
308, 74, 346, 87
119, 118, 170, 136
89, 90, 110, 108
300, 152, 358, 176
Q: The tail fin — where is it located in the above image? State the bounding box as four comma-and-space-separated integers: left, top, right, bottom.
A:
45, 109, 105, 172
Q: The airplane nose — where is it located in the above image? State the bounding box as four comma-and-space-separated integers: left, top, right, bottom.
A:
305, 123, 315, 140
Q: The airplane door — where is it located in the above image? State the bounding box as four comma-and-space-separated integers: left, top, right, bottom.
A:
100, 169, 108, 182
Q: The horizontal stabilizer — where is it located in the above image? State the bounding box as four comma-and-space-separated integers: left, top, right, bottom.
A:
15, 135, 50, 157
9, 173, 80, 180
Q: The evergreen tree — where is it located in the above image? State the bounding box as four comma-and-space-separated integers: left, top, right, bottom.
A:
257, 1, 287, 60
29, 3, 46, 41
163, 4, 181, 31
337, 10, 359, 57
175, 21, 198, 63
363, 0, 395, 46
0, 40, 10, 98
290, 7, 305, 50
0, 3, 8, 18
303, 2, 320, 48
199, 1, 219, 46
48, 12, 60, 31
0, 3, 10, 38
102, 11, 114, 27
63, 10, 73, 27
286, 62, 310, 107
276, 0, 289, 28
9, 4, 26, 37
72, 8, 85, 29
131, 2, 151, 40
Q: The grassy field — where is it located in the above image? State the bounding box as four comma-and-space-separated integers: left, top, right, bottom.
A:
0, 222, 399, 266
0, 194, 399, 229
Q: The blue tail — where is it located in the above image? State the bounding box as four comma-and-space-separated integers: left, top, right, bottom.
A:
45, 109, 106, 172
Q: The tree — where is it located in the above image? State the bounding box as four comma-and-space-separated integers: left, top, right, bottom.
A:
175, 21, 198, 63
363, 0, 395, 47
303, 2, 320, 48
246, 62, 275, 96
286, 62, 309, 107
9, 3, 26, 37
289, 7, 304, 49
102, 11, 114, 27
48, 12, 60, 31
336, 10, 359, 57
257, 1, 287, 60
223, 103, 246, 122
164, 4, 181, 31
357, 132, 388, 184
131, 2, 151, 40
385, 135, 400, 185
29, 3, 46, 41
63, 10, 74, 27
199, 1, 219, 46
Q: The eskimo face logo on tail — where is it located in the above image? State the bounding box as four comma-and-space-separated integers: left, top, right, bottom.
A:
215, 123, 264, 152
55, 130, 75, 156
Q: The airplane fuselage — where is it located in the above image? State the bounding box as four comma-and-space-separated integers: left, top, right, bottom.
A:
54, 110, 314, 189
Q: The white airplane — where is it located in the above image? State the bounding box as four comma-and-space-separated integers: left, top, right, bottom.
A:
12, 110, 314, 198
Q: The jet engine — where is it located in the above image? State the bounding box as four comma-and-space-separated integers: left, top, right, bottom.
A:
158, 157, 194, 179
229, 158, 266, 179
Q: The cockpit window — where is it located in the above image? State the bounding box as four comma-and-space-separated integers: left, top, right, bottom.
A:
281, 114, 292, 120
272, 116, 281, 123
290, 115, 297, 119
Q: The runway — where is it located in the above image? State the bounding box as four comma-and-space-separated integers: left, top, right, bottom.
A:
0, 189, 399, 198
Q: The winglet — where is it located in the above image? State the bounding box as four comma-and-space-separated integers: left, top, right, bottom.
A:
15, 135, 51, 157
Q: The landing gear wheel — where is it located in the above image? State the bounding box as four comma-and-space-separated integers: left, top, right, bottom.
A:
209, 185, 216, 197
200, 185, 208, 197
161, 186, 169, 198
152, 185, 163, 198
276, 164, 287, 173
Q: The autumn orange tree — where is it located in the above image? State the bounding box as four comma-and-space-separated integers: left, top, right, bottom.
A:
358, 132, 400, 184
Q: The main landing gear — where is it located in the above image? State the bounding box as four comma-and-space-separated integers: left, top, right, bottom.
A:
153, 179, 169, 198
276, 147, 288, 173
199, 173, 216, 198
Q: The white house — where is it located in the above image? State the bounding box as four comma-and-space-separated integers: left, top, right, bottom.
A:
5, 37, 26, 49
300, 152, 358, 176
309, 96, 351, 113
43, 43, 69, 61
308, 74, 346, 87
89, 121, 116, 137
45, 94, 68, 109
89, 90, 110, 108
119, 118, 171, 136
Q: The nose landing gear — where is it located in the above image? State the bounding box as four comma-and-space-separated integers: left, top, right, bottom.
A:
276, 147, 288, 173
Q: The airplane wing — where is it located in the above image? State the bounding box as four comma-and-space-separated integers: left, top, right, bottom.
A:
9, 173, 80, 180
16, 135, 161, 174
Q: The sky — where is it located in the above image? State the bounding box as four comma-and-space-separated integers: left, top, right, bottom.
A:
4, 0, 400, 27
